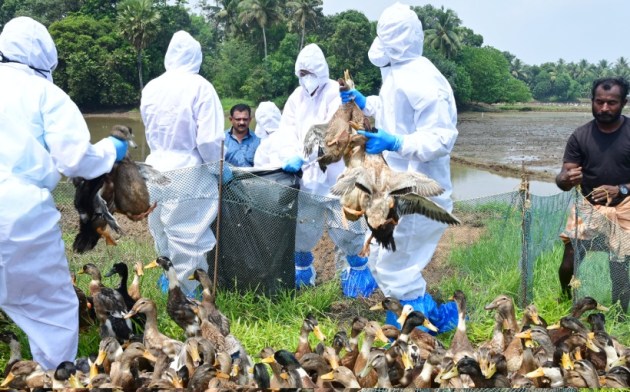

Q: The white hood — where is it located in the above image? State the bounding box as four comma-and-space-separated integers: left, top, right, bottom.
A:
0, 16, 58, 81
164, 30, 202, 74
254, 101, 281, 139
369, 2, 424, 67
294, 43, 329, 93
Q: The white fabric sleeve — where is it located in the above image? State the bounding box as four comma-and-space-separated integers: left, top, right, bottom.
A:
195, 82, 225, 163
41, 85, 116, 179
398, 90, 458, 162
274, 93, 303, 161
363, 95, 381, 118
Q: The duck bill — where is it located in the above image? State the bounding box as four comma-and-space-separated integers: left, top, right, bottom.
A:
261, 357, 275, 364
423, 318, 439, 333
123, 310, 136, 319
485, 362, 497, 379
89, 362, 99, 380
68, 374, 83, 388
144, 260, 159, 269
561, 352, 574, 370
369, 303, 384, 311
313, 325, 326, 342
530, 312, 541, 325
401, 351, 413, 370
515, 329, 532, 339
525, 367, 545, 379
320, 371, 335, 381
359, 363, 373, 378
1, 372, 15, 387
143, 350, 158, 362
584, 338, 600, 353
94, 349, 108, 366
546, 322, 560, 330
596, 304, 609, 311
216, 371, 230, 380
440, 366, 459, 381
375, 328, 389, 344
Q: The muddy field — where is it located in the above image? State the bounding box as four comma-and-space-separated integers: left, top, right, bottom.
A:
452, 110, 592, 182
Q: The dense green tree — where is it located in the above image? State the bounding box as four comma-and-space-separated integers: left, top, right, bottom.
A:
458, 26, 483, 47
424, 47, 472, 105
237, 0, 282, 58
0, 0, 81, 26
458, 46, 528, 103
50, 15, 137, 108
285, 0, 322, 50
320, 10, 379, 94
208, 37, 258, 98
117, 0, 161, 91
80, 0, 119, 19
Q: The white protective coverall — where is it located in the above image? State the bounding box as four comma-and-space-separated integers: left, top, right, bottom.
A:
141, 31, 225, 295
274, 44, 365, 279
0, 17, 119, 369
362, 3, 459, 300
253, 101, 283, 168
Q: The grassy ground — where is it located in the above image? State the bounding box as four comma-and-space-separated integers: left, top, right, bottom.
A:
2, 194, 629, 373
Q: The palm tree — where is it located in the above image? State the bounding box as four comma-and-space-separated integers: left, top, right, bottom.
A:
200, 0, 242, 38
117, 0, 161, 91
423, 7, 462, 59
286, 0, 322, 50
510, 58, 530, 83
237, 0, 282, 58
614, 56, 630, 80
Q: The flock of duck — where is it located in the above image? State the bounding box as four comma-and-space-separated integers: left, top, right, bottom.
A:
1, 258, 630, 390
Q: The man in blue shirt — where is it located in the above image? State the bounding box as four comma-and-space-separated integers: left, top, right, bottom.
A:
224, 103, 260, 167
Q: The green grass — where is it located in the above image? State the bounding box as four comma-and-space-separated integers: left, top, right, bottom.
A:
2, 198, 630, 372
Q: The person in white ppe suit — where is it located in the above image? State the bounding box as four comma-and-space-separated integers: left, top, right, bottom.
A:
274, 44, 376, 297
253, 101, 284, 168
141, 30, 225, 297
0, 16, 127, 369
341, 2, 459, 331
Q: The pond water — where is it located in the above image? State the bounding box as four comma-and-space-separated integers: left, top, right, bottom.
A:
85, 111, 578, 201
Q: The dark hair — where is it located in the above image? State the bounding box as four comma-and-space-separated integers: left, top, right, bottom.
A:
591, 77, 629, 101
230, 103, 251, 117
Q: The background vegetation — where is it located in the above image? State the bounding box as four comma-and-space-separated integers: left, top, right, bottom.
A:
1, 0, 628, 111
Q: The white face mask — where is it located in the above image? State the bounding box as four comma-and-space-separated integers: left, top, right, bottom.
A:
299, 74, 320, 96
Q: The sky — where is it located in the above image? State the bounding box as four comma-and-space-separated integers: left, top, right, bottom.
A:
322, 0, 629, 66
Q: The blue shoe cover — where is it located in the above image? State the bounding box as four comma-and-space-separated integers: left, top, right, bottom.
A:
400, 294, 458, 334
341, 255, 378, 298
295, 251, 315, 288
157, 273, 169, 293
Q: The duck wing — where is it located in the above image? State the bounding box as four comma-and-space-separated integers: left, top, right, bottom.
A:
303, 122, 329, 158
396, 193, 460, 225
136, 162, 171, 186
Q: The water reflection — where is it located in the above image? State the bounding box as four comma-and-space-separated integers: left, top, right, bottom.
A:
85, 114, 147, 162
451, 162, 560, 200
84, 114, 562, 201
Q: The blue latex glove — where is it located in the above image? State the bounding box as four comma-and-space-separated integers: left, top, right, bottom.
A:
221, 164, 233, 184
282, 156, 304, 173
357, 128, 402, 154
340, 88, 366, 109
108, 136, 128, 162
